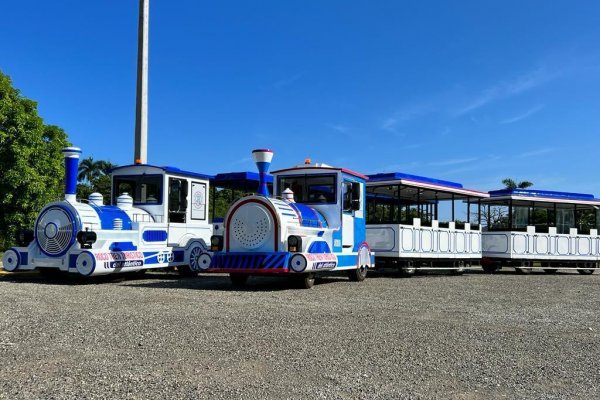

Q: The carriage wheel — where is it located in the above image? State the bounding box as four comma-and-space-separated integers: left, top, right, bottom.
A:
577, 262, 596, 275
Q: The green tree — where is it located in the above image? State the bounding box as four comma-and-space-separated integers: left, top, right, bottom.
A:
76, 159, 116, 202
0, 70, 70, 249
502, 178, 533, 190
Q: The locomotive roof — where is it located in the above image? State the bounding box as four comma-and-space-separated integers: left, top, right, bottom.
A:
111, 164, 214, 181
485, 188, 600, 206
213, 171, 273, 190
272, 164, 368, 180
367, 172, 488, 198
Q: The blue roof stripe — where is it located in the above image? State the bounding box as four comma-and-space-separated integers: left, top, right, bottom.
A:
489, 189, 600, 202
110, 164, 214, 180
367, 172, 463, 189
213, 171, 273, 183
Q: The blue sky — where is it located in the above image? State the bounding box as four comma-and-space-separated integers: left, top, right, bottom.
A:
2, 1, 600, 194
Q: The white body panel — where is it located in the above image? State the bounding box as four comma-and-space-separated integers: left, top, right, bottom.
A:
367, 219, 482, 259
482, 227, 600, 261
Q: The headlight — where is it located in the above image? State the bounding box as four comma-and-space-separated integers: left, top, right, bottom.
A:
76, 230, 97, 249
211, 235, 224, 251
287, 235, 302, 252
16, 229, 34, 247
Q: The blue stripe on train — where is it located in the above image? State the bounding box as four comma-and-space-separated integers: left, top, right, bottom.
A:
212, 252, 291, 269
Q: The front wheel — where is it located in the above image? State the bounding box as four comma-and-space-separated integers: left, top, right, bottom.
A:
348, 266, 367, 282
297, 273, 315, 289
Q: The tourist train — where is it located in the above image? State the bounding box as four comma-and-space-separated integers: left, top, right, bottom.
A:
3, 146, 600, 285
201, 149, 374, 288
2, 147, 216, 276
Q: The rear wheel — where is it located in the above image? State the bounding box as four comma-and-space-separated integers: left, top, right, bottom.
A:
230, 273, 249, 287
348, 266, 368, 282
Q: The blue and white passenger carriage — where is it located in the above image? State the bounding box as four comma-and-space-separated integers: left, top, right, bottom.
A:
202, 149, 374, 288
2, 147, 214, 276
481, 188, 600, 274
365, 173, 489, 275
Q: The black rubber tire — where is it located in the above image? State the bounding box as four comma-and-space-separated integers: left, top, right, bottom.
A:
348, 266, 368, 282
176, 265, 198, 277
230, 273, 249, 286
577, 264, 596, 275
297, 273, 315, 289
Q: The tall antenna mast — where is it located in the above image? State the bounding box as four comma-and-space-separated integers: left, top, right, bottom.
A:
134, 0, 149, 164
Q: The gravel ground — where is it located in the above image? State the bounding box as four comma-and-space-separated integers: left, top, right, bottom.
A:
0, 268, 599, 399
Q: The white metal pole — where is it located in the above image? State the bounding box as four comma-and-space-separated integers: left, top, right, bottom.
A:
134, 0, 149, 164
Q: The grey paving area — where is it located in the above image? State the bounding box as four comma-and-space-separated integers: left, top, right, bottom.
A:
0, 269, 599, 399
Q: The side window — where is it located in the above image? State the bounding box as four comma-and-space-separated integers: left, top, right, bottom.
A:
168, 178, 188, 223
343, 181, 353, 212
343, 181, 362, 213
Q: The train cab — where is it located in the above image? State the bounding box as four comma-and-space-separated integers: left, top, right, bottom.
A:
202, 150, 374, 288
2, 147, 215, 277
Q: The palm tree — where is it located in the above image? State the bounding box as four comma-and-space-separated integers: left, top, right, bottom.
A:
77, 157, 104, 183
502, 178, 533, 190
97, 160, 116, 175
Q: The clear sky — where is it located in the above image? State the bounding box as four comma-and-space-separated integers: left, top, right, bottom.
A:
2, 1, 600, 194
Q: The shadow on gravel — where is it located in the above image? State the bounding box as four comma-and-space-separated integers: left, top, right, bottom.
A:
122, 273, 351, 292
0, 271, 161, 285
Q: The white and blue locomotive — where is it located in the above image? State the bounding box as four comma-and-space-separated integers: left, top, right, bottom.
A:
201, 149, 374, 288
2, 147, 213, 276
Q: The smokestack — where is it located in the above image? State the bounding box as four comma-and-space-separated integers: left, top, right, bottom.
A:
252, 149, 273, 197
134, 0, 149, 164
62, 147, 82, 202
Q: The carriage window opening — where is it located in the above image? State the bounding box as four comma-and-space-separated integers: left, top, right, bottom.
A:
113, 175, 162, 205
277, 175, 336, 204
168, 178, 188, 223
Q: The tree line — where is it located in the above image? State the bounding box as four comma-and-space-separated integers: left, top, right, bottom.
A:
0, 70, 114, 250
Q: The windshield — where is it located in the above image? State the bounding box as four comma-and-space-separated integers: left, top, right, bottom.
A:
113, 175, 163, 205
277, 174, 336, 204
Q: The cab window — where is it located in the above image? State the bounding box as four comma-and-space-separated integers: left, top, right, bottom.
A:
113, 175, 162, 205
278, 175, 336, 204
